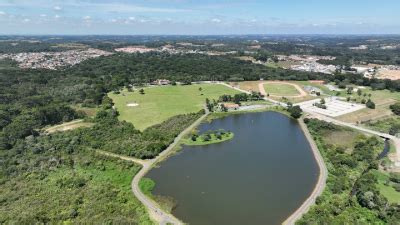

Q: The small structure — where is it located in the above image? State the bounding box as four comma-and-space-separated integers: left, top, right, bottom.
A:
151, 79, 171, 85
220, 103, 239, 111
303, 85, 322, 96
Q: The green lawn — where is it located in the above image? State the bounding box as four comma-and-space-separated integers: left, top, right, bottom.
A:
109, 84, 239, 130
264, 83, 300, 96
371, 170, 400, 204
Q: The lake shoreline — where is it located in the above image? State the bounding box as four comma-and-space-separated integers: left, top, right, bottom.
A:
283, 118, 328, 225
147, 110, 321, 225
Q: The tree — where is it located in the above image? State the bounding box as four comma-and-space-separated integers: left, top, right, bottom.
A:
366, 99, 375, 109
320, 98, 326, 104
357, 89, 362, 96
139, 89, 145, 95
288, 105, 302, 119
390, 102, 400, 115
198, 87, 202, 92
347, 87, 354, 95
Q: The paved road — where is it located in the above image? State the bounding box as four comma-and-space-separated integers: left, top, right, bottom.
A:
98, 109, 210, 225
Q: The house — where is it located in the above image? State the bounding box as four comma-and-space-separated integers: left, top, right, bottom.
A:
221, 103, 240, 111
152, 79, 171, 85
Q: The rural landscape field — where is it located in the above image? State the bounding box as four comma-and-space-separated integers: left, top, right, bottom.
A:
1, 1, 400, 225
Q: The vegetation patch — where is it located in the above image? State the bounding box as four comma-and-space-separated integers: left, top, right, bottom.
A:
297, 119, 400, 224
140, 178, 176, 213
139, 178, 156, 196
183, 129, 234, 146
0, 149, 153, 224
371, 170, 400, 204
365, 116, 400, 136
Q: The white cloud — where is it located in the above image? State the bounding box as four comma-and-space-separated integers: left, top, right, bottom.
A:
110, 18, 117, 23
54, 6, 62, 11
0, 11, 5, 16
54, 14, 60, 19
128, 16, 136, 21
83, 2, 191, 13
83, 16, 91, 20
211, 18, 221, 23
22, 18, 30, 23
40, 14, 47, 17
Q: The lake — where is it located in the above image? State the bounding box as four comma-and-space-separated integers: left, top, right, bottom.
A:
146, 111, 319, 225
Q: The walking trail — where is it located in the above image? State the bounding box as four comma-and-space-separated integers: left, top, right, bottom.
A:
98, 109, 209, 225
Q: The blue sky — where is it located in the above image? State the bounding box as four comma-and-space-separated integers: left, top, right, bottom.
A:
0, 0, 399, 35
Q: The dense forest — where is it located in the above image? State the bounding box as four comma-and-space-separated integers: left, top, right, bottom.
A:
298, 119, 400, 224
0, 95, 202, 223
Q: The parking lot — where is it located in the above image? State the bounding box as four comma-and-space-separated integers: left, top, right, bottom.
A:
296, 97, 365, 117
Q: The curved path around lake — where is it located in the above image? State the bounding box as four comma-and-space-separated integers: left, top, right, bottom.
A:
282, 119, 328, 225
98, 109, 209, 225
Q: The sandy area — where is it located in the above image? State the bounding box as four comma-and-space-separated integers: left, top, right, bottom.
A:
377, 69, 400, 80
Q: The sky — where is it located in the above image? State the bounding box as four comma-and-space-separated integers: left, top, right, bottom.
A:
0, 0, 400, 35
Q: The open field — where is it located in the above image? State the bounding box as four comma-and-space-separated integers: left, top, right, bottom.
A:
109, 84, 239, 130
229, 80, 327, 103
336, 87, 400, 123
372, 170, 400, 204
320, 129, 361, 152
377, 69, 400, 80
263, 82, 301, 96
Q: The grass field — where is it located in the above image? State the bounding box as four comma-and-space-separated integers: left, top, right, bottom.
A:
372, 170, 400, 204
228, 80, 321, 103
109, 84, 239, 130
264, 82, 300, 96
337, 87, 400, 123
321, 129, 362, 152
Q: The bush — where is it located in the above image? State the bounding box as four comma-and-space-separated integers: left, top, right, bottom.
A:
366, 99, 376, 109
390, 102, 400, 115
288, 105, 302, 119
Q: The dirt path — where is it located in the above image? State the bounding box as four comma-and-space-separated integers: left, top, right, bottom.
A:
258, 81, 308, 98
97, 109, 210, 225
